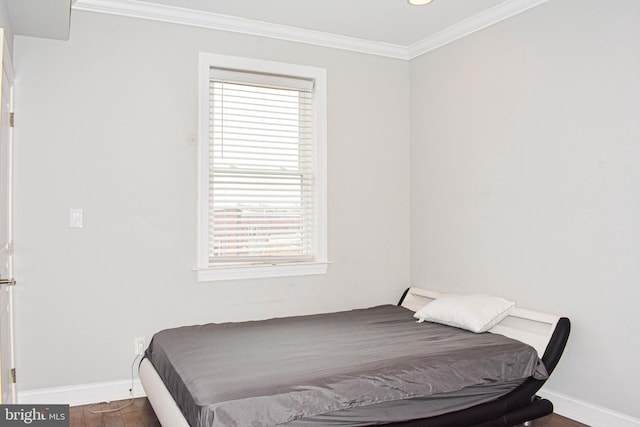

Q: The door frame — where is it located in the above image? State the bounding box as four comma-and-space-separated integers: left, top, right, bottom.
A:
0, 27, 16, 404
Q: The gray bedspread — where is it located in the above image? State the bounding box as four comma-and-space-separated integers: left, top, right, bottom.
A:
146, 305, 547, 427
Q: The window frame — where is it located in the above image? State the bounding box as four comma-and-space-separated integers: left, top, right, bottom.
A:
197, 53, 328, 282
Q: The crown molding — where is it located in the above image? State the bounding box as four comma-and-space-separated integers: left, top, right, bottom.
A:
72, 0, 409, 59
72, 0, 548, 61
407, 0, 548, 59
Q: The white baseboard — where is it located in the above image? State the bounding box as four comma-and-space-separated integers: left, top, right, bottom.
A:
18, 379, 146, 407
17, 381, 640, 426
540, 388, 640, 427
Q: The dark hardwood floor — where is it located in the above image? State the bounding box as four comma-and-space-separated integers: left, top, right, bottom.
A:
70, 398, 588, 427
526, 414, 588, 427
70, 398, 160, 427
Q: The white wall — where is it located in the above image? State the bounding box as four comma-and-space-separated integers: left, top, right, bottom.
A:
12, 11, 410, 391
13, 0, 640, 423
410, 0, 640, 420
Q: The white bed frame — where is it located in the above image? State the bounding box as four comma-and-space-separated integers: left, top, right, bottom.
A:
139, 287, 562, 427
140, 358, 191, 427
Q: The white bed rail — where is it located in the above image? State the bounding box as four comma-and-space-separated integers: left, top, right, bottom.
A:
400, 287, 560, 358
139, 358, 190, 427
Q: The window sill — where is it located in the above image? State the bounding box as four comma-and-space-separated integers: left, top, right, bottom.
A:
196, 261, 330, 282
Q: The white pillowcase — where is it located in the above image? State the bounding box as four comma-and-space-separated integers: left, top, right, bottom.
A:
413, 293, 515, 333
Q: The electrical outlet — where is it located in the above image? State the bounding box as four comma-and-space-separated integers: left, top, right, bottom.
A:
134, 337, 146, 356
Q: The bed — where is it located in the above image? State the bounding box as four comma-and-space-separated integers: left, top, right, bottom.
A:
139, 287, 570, 426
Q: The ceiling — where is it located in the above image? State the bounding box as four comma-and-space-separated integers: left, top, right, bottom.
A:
129, 0, 508, 47
7, 0, 548, 59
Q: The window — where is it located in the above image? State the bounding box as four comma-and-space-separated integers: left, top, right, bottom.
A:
197, 53, 327, 281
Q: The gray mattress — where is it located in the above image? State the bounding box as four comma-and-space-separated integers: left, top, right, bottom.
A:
146, 305, 547, 427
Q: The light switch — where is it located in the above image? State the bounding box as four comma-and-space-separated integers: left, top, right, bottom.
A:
70, 208, 83, 228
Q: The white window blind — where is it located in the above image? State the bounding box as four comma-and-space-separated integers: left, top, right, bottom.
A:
208, 69, 315, 266
197, 53, 327, 281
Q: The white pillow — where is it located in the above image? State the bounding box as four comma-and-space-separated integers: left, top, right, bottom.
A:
413, 293, 515, 333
